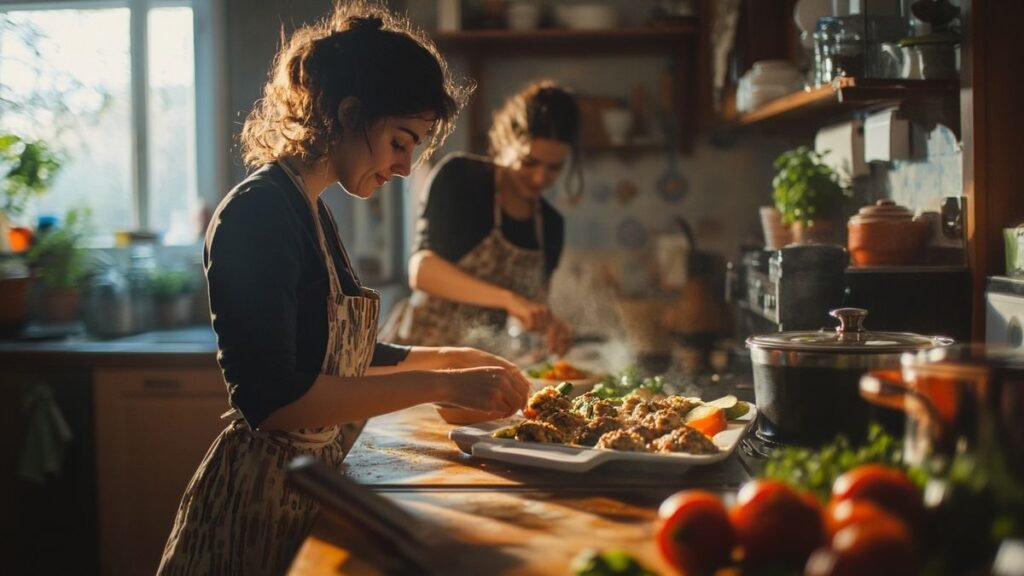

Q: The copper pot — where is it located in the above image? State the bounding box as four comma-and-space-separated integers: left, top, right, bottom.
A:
847, 199, 930, 266
860, 345, 1024, 476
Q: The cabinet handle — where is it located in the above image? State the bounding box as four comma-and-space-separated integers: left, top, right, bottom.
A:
143, 378, 182, 390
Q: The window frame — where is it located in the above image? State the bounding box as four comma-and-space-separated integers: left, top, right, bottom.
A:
0, 0, 226, 241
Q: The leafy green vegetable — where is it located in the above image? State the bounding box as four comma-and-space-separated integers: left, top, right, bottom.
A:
762, 423, 917, 502
771, 145, 846, 227
526, 362, 552, 378
590, 365, 664, 400
148, 268, 197, 300
26, 207, 92, 288
571, 549, 656, 576
1, 133, 64, 218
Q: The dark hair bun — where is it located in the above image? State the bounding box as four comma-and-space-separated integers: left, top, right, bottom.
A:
347, 16, 384, 32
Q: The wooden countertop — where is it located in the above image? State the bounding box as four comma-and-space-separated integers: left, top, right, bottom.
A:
289, 404, 753, 575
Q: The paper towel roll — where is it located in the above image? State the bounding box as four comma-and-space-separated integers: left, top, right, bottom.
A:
814, 120, 868, 183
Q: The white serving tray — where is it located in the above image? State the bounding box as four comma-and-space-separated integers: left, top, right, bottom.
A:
449, 406, 757, 473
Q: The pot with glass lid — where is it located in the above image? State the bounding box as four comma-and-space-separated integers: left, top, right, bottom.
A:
746, 307, 954, 446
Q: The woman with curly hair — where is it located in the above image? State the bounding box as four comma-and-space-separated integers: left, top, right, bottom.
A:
382, 79, 582, 361
158, 3, 529, 574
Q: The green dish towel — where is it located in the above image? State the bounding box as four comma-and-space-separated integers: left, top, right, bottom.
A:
17, 383, 73, 484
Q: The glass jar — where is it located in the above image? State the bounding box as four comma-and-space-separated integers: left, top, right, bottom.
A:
832, 16, 865, 78
813, 17, 841, 87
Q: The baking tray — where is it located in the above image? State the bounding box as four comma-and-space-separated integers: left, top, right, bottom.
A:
449, 406, 757, 473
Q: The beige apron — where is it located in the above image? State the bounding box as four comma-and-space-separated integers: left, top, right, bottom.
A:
381, 186, 547, 354
158, 163, 380, 576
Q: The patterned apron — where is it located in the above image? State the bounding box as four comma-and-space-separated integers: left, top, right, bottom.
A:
158, 163, 380, 576
381, 186, 547, 354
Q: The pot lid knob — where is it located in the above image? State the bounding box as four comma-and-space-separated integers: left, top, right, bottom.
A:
830, 307, 868, 337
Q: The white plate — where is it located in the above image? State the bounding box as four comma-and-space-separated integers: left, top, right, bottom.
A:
793, 0, 831, 33
449, 405, 757, 473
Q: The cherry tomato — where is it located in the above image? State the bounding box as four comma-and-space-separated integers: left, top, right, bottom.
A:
657, 490, 734, 575
805, 516, 916, 576
831, 464, 924, 531
730, 480, 824, 571
822, 498, 900, 540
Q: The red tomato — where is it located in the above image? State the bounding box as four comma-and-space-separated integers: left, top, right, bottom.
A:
730, 480, 824, 571
831, 464, 924, 531
657, 490, 734, 575
804, 517, 917, 576
822, 499, 900, 540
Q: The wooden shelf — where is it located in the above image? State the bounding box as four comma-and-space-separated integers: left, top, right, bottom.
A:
720, 77, 961, 138
433, 24, 698, 56
431, 22, 703, 155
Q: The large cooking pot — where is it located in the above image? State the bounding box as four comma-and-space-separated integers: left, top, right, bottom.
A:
746, 307, 954, 446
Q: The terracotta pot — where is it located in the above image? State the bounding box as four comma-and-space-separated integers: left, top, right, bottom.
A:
39, 286, 81, 323
0, 276, 33, 336
847, 200, 930, 266
156, 296, 192, 329
791, 219, 836, 244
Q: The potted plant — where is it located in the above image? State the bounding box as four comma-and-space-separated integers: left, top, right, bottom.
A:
1, 133, 63, 252
26, 207, 92, 323
771, 146, 846, 244
0, 134, 62, 332
149, 268, 197, 329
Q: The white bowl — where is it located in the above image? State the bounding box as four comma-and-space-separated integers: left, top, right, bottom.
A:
556, 4, 618, 30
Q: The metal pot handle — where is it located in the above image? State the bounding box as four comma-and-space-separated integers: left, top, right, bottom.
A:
831, 307, 868, 340
859, 370, 946, 443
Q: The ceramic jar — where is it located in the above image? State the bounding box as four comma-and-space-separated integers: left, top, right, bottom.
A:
847, 199, 930, 266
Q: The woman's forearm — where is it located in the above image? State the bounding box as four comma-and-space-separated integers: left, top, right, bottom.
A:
259, 370, 444, 431
363, 346, 456, 375
409, 250, 512, 310
260, 361, 528, 431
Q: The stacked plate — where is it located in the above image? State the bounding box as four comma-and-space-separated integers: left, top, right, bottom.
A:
736, 60, 804, 113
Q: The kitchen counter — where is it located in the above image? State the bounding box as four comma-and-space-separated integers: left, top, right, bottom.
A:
0, 324, 219, 368
288, 404, 753, 575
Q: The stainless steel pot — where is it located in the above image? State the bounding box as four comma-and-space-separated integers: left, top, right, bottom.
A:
746, 307, 953, 446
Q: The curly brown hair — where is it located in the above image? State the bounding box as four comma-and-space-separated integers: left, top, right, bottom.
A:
488, 79, 583, 200
241, 0, 472, 169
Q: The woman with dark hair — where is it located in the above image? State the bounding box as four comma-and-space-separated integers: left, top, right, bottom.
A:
382, 79, 582, 362
158, 3, 529, 574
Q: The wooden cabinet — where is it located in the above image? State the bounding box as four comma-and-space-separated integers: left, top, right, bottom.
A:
94, 367, 227, 576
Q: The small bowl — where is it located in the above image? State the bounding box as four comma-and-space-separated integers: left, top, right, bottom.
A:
555, 4, 618, 30
848, 199, 930, 266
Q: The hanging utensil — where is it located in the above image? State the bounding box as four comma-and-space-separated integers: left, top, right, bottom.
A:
656, 66, 688, 204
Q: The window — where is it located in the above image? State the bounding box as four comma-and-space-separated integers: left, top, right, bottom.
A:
0, 0, 219, 245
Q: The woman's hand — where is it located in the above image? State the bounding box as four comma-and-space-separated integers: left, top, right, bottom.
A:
545, 317, 574, 357
505, 294, 553, 332
440, 366, 530, 420
430, 347, 531, 425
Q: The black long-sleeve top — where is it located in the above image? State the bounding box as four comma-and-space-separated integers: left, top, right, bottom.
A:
413, 154, 564, 277
204, 163, 410, 428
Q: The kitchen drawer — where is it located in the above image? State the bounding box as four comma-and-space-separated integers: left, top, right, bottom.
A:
94, 367, 227, 576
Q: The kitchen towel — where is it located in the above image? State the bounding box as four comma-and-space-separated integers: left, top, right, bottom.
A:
17, 382, 73, 484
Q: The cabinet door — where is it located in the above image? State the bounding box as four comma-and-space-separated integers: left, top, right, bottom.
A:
94, 368, 227, 576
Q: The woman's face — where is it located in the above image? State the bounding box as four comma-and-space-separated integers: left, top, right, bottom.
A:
332, 115, 434, 199
505, 138, 571, 202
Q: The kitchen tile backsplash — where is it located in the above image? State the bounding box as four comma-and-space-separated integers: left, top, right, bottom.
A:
883, 124, 962, 213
